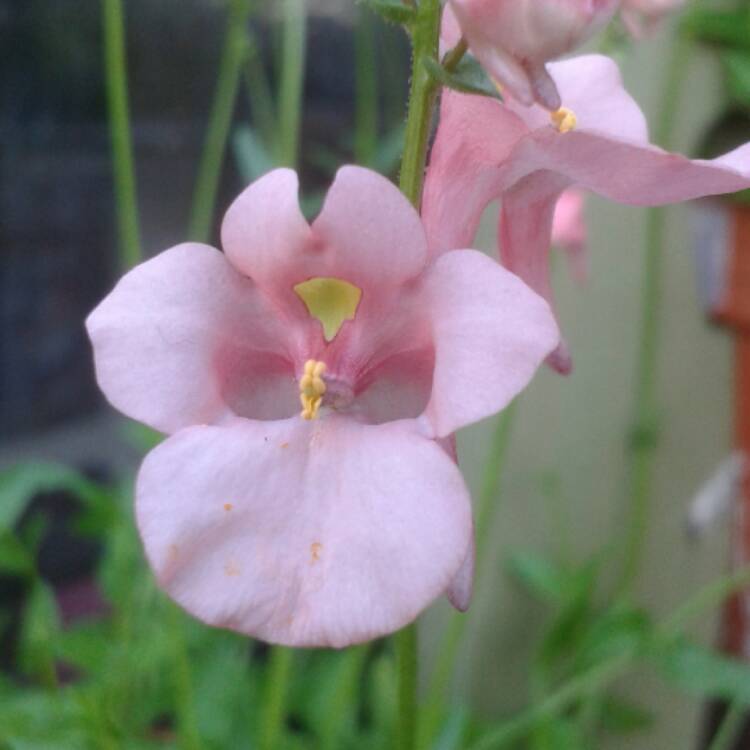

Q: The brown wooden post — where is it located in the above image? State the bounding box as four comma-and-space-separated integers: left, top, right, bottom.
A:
717, 206, 750, 658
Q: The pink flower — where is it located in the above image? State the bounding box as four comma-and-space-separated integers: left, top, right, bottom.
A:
86, 167, 558, 647
552, 189, 589, 284
444, 0, 620, 110
423, 54, 750, 373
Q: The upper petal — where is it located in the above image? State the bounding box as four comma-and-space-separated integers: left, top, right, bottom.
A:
311, 166, 428, 288
222, 167, 427, 293
221, 168, 314, 289
506, 55, 649, 144
136, 416, 472, 648
86, 243, 294, 434
422, 250, 559, 436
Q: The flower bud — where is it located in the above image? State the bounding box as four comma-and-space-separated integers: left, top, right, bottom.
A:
446, 0, 620, 109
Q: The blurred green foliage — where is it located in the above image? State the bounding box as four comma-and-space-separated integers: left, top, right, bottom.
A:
2, 459, 750, 750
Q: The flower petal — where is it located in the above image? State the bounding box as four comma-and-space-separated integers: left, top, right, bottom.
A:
86, 243, 293, 433
136, 416, 473, 648
446, 532, 474, 612
498, 173, 573, 373
221, 168, 313, 290
311, 166, 428, 287
422, 250, 559, 436
532, 132, 750, 205
506, 55, 649, 144
422, 91, 528, 256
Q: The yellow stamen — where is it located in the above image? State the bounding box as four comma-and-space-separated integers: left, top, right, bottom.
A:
550, 106, 577, 133
299, 359, 327, 420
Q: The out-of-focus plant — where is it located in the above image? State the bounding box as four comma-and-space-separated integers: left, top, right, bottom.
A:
5, 1, 750, 749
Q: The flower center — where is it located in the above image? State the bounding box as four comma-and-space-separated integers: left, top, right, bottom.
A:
293, 277, 362, 342
299, 359, 327, 420
550, 106, 577, 133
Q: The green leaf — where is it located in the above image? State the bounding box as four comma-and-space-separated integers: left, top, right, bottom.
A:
654, 638, 750, 704
358, 0, 416, 25
722, 50, 750, 108
598, 696, 655, 736
372, 123, 406, 176
233, 125, 277, 183
576, 604, 651, 667
55, 621, 112, 674
433, 705, 472, 750
423, 55, 501, 100
683, 9, 750, 51
530, 718, 587, 750
0, 463, 111, 532
506, 553, 567, 602
0, 531, 35, 576
17, 582, 60, 688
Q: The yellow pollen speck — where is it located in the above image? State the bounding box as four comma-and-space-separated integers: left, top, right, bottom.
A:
223, 503, 233, 512
224, 561, 240, 577
280, 442, 289, 449
299, 360, 327, 420
550, 107, 577, 133
293, 277, 362, 341
310, 542, 323, 562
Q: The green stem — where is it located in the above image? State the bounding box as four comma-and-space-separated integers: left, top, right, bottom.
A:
468, 653, 634, 750
708, 699, 746, 750
170, 608, 203, 750
187, 0, 252, 242
395, 625, 419, 750
419, 404, 518, 748
260, 647, 294, 750
398, 0, 441, 207
618, 31, 692, 596
442, 37, 468, 72
320, 645, 370, 750
102, 0, 141, 270
244, 29, 278, 147
355, 2, 379, 166
469, 565, 750, 750
661, 566, 750, 634
277, 0, 307, 167
392, 4, 442, 747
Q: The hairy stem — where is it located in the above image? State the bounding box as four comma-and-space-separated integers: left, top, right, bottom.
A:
398, 0, 441, 207
394, 1, 443, 748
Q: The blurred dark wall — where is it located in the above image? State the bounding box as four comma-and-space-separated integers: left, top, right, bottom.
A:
0, 0, 408, 442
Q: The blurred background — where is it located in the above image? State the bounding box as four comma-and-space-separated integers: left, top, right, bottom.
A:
2, 1, 750, 748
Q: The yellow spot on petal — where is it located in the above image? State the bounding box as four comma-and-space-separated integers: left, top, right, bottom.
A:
223, 502, 233, 512
280, 442, 289, 449
293, 277, 362, 342
299, 360, 327, 420
550, 107, 577, 133
224, 561, 241, 577
310, 542, 323, 562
